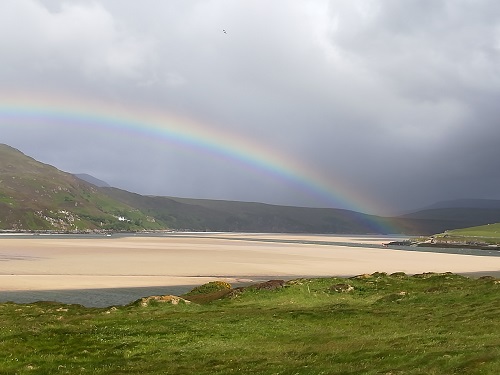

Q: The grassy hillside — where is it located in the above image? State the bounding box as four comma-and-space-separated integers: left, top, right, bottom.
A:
416, 199, 500, 211
446, 223, 500, 238
394, 207, 500, 235
0, 144, 161, 231
1, 273, 499, 374
4, 142, 500, 235
103, 189, 395, 234
2, 143, 402, 234
401, 207, 500, 225
106, 192, 500, 235
430, 223, 500, 247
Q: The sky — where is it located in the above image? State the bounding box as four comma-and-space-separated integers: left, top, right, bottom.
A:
1, 0, 500, 216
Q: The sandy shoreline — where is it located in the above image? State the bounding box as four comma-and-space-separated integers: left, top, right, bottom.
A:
1, 234, 500, 293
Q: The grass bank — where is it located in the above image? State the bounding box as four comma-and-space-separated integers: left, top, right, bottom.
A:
1, 273, 499, 374
427, 223, 500, 249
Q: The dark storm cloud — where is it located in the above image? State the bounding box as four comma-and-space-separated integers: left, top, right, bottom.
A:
1, 0, 500, 214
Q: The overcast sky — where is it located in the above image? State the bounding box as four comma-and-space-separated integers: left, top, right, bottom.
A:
1, 0, 500, 215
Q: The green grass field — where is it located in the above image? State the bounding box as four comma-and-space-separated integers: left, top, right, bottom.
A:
1, 273, 499, 374
434, 223, 500, 245
445, 223, 500, 239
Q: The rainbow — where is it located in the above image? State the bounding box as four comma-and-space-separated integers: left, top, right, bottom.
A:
0, 91, 394, 232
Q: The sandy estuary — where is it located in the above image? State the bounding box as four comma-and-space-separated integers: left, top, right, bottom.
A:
1, 233, 499, 307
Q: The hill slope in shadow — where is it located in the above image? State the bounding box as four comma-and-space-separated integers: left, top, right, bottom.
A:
3, 143, 500, 235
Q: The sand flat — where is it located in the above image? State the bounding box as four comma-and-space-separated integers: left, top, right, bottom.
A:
1, 234, 499, 291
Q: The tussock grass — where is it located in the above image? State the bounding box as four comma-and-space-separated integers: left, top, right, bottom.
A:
1, 273, 499, 374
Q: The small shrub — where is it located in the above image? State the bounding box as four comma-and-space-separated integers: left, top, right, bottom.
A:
246, 280, 286, 291
478, 275, 496, 281
184, 281, 232, 296
350, 274, 372, 280
390, 272, 407, 278
413, 272, 438, 279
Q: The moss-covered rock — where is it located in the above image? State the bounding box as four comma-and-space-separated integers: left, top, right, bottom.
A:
184, 281, 232, 296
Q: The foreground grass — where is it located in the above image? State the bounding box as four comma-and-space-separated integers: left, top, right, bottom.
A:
1, 273, 499, 374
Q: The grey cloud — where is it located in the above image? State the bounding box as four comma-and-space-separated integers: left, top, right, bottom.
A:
0, 1, 155, 88
2, 0, 500, 214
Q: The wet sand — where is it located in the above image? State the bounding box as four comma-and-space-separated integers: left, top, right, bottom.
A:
1, 233, 500, 293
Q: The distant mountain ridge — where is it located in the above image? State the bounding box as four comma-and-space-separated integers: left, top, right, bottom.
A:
413, 199, 500, 211
0, 143, 392, 233
102, 187, 393, 234
74, 173, 111, 188
2, 143, 500, 235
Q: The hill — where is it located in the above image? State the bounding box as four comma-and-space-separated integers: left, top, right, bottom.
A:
101, 188, 393, 233
74, 173, 111, 188
445, 222, 500, 239
390, 200, 500, 234
1, 144, 393, 233
396, 207, 500, 233
424, 222, 500, 249
415, 198, 500, 211
102, 192, 500, 235
3, 143, 500, 235
0, 144, 161, 231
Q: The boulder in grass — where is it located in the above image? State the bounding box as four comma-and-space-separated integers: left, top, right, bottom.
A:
330, 283, 354, 293
139, 295, 191, 307
248, 280, 286, 291
182, 281, 234, 304
184, 281, 232, 296
350, 274, 372, 280
371, 272, 388, 278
